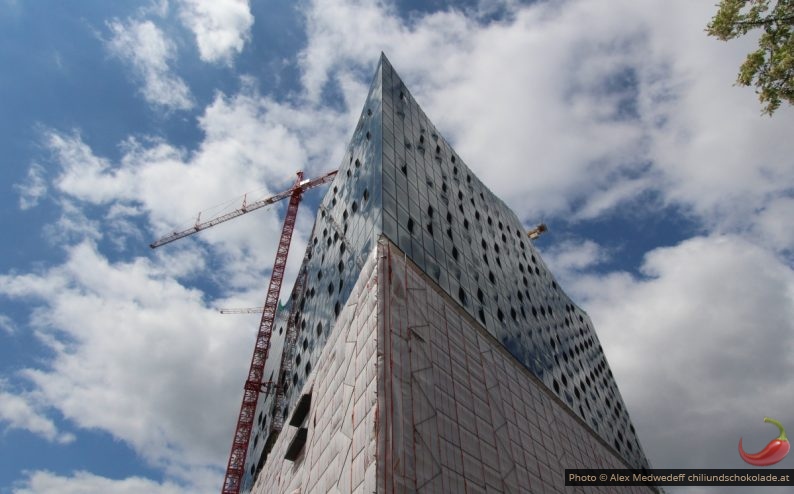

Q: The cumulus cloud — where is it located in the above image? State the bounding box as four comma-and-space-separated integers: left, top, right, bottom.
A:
106, 18, 193, 110
296, 0, 794, 244
9, 1, 794, 492
0, 383, 74, 444
541, 238, 609, 289
104, 203, 147, 252
634, 3, 794, 241
0, 314, 16, 334
0, 241, 252, 479
278, 4, 794, 484
3, 76, 351, 481
178, 0, 253, 64
42, 199, 102, 246
297, 0, 648, 216
570, 235, 794, 479
12, 470, 190, 494
40, 79, 349, 290
752, 197, 794, 255
14, 163, 47, 210
48, 131, 124, 203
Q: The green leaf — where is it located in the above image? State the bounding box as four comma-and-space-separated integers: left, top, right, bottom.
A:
707, 0, 794, 115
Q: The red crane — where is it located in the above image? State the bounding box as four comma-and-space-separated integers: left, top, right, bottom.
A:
149, 170, 337, 494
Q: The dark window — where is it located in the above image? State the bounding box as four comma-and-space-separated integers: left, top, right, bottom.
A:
284, 428, 308, 461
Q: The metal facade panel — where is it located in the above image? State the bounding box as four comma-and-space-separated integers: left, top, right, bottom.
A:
243, 53, 651, 485
242, 59, 384, 490
377, 55, 649, 470
249, 248, 380, 494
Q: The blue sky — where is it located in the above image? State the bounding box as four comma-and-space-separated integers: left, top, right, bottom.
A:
1, 1, 793, 493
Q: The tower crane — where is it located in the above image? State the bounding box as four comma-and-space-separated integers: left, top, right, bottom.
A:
149, 169, 337, 494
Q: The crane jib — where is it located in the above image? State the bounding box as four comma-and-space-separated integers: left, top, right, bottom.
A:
148, 169, 337, 249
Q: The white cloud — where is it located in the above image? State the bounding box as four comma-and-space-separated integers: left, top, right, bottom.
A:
632, 3, 794, 240
12, 470, 190, 494
542, 239, 608, 275
142, 0, 171, 18
14, 163, 47, 210
752, 196, 794, 254
48, 131, 125, 203
178, 0, 253, 65
296, 0, 794, 248
0, 383, 74, 444
11, 2, 794, 491
0, 314, 16, 334
42, 79, 349, 291
298, 0, 650, 216
573, 175, 657, 221
571, 235, 794, 473
106, 18, 193, 110
4, 65, 358, 485
42, 199, 102, 246
0, 241, 252, 480
105, 203, 146, 252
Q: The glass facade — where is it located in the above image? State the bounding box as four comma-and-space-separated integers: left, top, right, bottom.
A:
243, 54, 649, 488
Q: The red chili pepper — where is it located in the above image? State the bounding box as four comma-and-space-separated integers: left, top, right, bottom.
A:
738, 417, 790, 466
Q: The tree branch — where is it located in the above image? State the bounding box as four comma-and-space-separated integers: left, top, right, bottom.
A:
735, 14, 794, 27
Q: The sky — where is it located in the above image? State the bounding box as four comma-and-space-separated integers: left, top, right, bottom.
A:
1, 0, 793, 493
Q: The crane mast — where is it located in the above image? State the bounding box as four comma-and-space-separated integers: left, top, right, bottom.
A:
149, 169, 337, 494
220, 182, 301, 494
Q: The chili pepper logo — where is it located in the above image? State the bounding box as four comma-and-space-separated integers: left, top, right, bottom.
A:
738, 417, 790, 466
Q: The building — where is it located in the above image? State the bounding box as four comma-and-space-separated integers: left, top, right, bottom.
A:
241, 54, 654, 493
